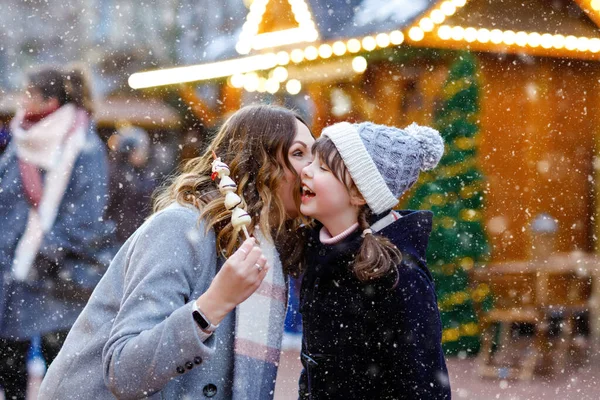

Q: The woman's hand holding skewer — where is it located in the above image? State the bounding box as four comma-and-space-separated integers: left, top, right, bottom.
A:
195, 238, 270, 326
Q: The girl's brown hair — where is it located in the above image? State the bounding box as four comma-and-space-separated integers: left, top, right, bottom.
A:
27, 64, 93, 115
312, 137, 402, 282
153, 104, 310, 275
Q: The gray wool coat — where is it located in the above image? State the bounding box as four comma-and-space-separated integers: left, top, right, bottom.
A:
38, 203, 240, 399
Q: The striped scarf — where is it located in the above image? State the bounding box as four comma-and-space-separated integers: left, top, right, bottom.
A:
232, 229, 288, 400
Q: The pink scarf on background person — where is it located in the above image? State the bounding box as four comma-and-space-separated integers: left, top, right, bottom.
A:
10, 104, 88, 282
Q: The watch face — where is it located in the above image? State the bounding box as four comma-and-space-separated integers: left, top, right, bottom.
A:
193, 310, 210, 330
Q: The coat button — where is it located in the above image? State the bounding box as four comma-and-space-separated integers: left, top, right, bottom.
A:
185, 361, 194, 370
203, 383, 217, 397
194, 356, 203, 365
176, 366, 185, 374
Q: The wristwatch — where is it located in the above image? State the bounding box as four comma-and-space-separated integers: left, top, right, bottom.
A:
192, 301, 219, 333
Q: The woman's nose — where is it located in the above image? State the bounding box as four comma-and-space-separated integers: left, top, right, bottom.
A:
301, 164, 311, 178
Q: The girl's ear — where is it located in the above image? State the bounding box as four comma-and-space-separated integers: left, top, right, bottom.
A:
350, 190, 367, 206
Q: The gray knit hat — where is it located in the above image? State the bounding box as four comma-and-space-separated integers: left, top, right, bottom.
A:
322, 121, 444, 214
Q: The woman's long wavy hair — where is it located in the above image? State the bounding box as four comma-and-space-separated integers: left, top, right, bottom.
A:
153, 104, 310, 275
312, 137, 402, 282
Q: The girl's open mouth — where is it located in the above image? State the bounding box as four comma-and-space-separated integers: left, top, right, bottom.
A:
301, 185, 315, 202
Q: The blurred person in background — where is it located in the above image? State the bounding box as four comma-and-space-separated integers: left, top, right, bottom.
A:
106, 123, 156, 244
0, 65, 113, 400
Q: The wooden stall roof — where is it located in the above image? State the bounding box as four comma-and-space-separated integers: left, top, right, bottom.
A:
447, 0, 600, 37
95, 97, 180, 129
127, 0, 600, 90
405, 0, 600, 61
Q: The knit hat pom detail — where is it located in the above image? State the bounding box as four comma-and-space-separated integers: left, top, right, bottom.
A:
404, 123, 445, 171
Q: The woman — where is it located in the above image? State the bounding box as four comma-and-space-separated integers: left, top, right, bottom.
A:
0, 65, 110, 400
39, 104, 315, 399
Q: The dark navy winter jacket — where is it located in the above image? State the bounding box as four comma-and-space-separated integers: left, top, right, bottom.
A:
299, 210, 451, 399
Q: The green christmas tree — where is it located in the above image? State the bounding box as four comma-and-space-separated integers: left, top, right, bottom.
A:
406, 52, 492, 356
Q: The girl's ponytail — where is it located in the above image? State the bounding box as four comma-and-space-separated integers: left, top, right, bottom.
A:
353, 207, 402, 283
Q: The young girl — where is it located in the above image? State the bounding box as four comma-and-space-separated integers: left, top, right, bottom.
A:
298, 122, 451, 399
39, 104, 314, 400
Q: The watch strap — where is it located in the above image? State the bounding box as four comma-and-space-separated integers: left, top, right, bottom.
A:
192, 301, 219, 333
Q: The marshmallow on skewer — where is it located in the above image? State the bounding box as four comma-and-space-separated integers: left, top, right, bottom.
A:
211, 159, 230, 178
218, 176, 243, 211
231, 207, 252, 230
224, 192, 242, 211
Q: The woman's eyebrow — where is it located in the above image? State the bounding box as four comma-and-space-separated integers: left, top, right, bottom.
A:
292, 141, 307, 147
